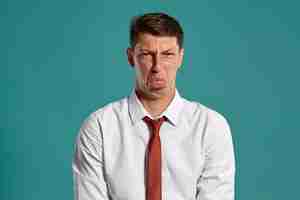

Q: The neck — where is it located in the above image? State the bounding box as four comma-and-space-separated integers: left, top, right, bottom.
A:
135, 88, 176, 118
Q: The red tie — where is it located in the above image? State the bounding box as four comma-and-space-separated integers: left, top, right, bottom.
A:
143, 116, 166, 200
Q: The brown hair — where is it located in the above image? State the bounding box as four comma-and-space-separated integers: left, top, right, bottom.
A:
129, 12, 184, 49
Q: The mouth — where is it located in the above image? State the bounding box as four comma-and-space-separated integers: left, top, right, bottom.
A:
150, 76, 164, 81
150, 77, 164, 83
148, 78, 166, 89
152, 78, 164, 82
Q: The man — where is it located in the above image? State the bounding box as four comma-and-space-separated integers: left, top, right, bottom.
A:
72, 12, 235, 200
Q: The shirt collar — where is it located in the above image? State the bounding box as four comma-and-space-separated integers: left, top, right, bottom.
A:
128, 88, 184, 126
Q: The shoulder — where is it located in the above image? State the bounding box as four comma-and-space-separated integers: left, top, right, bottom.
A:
180, 97, 233, 152
93, 96, 128, 120
80, 96, 129, 130
180, 97, 230, 129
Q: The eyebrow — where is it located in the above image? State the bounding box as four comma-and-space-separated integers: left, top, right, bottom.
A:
139, 48, 176, 53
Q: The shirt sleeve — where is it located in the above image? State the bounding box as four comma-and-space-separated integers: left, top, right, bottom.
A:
196, 110, 236, 200
72, 113, 110, 200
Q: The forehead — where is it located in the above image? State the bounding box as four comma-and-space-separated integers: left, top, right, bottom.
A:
135, 33, 179, 51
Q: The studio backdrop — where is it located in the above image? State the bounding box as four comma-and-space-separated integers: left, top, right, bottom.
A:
1, 0, 300, 199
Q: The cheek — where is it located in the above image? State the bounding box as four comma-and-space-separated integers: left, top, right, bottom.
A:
165, 61, 180, 76
135, 55, 151, 66
135, 64, 150, 80
167, 69, 178, 81
164, 57, 180, 68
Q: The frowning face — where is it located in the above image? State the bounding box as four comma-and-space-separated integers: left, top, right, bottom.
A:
127, 33, 184, 99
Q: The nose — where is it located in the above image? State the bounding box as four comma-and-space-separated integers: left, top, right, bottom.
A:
151, 54, 162, 73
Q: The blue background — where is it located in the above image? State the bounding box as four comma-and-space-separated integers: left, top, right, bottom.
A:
1, 0, 300, 199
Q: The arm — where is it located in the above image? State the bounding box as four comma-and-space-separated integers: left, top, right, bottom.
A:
72, 114, 110, 200
196, 111, 236, 200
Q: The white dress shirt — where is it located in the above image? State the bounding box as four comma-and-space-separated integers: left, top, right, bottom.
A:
72, 89, 235, 200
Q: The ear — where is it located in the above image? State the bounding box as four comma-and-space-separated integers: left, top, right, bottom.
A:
178, 48, 184, 69
126, 48, 135, 67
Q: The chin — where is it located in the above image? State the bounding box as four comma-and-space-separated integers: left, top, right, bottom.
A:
149, 85, 167, 91
150, 86, 172, 97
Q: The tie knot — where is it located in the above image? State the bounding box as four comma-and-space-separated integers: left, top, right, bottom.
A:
143, 116, 166, 133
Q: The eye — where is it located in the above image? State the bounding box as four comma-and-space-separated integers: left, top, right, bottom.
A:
138, 52, 151, 60
162, 52, 175, 56
140, 52, 151, 56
